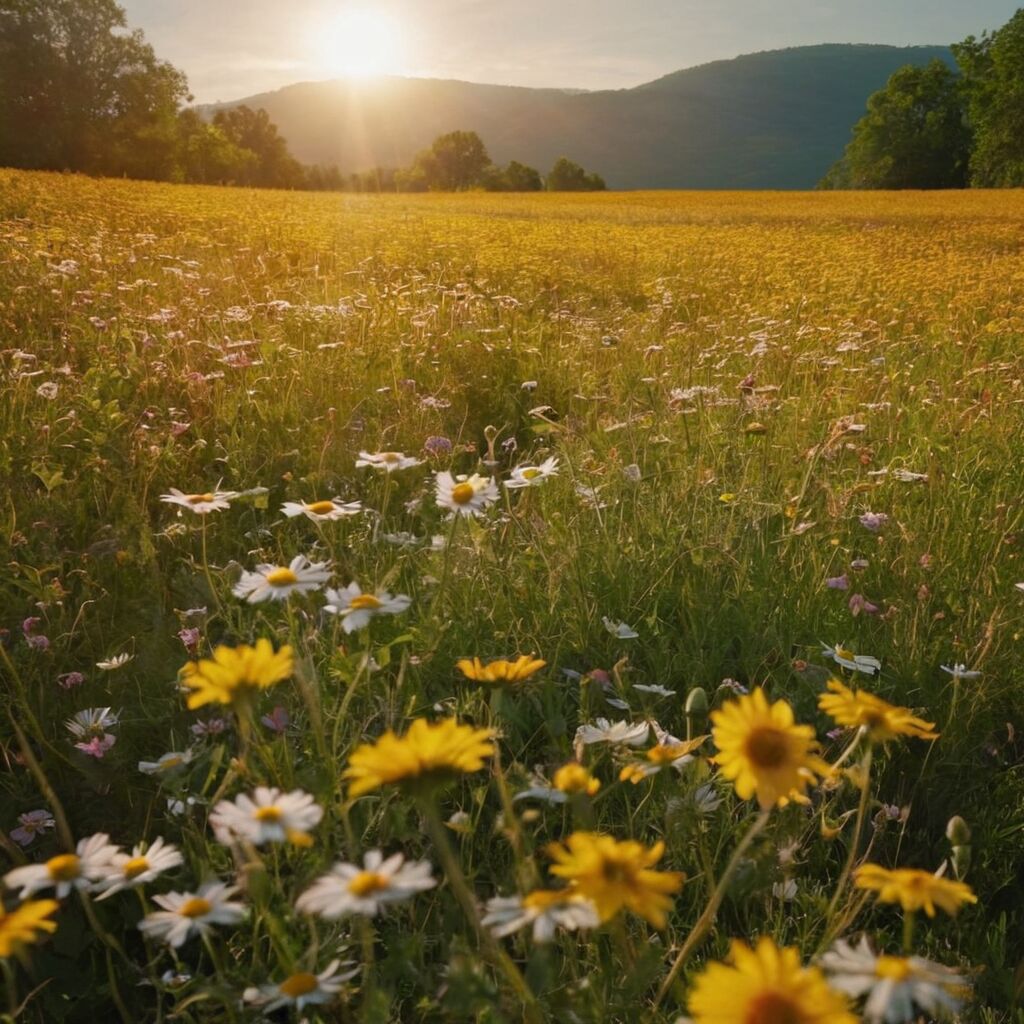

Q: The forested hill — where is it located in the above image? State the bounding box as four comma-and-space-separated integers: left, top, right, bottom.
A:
202, 44, 952, 189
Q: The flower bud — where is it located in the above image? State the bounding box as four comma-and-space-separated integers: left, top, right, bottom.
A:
685, 687, 709, 718
946, 815, 971, 846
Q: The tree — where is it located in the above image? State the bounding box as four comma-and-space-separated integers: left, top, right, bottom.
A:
819, 60, 970, 189
953, 9, 1024, 187
0, 0, 189, 177
546, 157, 607, 191
500, 160, 543, 191
400, 131, 492, 191
212, 105, 305, 189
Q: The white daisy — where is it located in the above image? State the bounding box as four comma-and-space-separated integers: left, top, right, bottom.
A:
296, 850, 436, 919
602, 617, 639, 640
243, 960, 358, 1014
633, 684, 676, 698
822, 642, 881, 675
138, 749, 194, 776
435, 471, 499, 517
505, 457, 560, 489
160, 488, 238, 514
95, 837, 183, 899
322, 582, 412, 633
940, 663, 981, 681
138, 881, 245, 948
209, 787, 323, 847
232, 555, 331, 604
65, 707, 120, 738
482, 891, 600, 942
4, 832, 121, 899
821, 937, 969, 1023
281, 498, 363, 522
573, 718, 650, 749
96, 653, 134, 671
355, 451, 422, 472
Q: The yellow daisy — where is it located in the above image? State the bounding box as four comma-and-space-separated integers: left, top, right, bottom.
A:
343, 718, 496, 798
455, 655, 546, 686
818, 679, 938, 742
711, 690, 829, 809
689, 937, 856, 1024
179, 640, 294, 710
0, 899, 59, 957
854, 864, 977, 917
546, 832, 683, 928
552, 763, 600, 796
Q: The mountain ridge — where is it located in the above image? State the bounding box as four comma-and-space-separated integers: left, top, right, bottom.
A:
200, 44, 953, 189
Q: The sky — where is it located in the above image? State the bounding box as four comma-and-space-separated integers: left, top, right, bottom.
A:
120, 0, 1022, 104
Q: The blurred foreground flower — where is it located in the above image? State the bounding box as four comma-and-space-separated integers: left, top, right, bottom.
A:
139, 881, 244, 948
0, 899, 59, 957
854, 865, 977, 917
818, 680, 938, 742
689, 937, 856, 1024
296, 851, 435, 918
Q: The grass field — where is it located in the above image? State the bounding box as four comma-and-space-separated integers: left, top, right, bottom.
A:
1, 169, 1023, 1022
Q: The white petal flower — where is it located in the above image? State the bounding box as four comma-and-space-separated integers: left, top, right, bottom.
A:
160, 488, 238, 514
821, 642, 881, 675
65, 707, 120, 738
323, 582, 412, 633
435, 471, 499, 517
209, 787, 323, 847
602, 617, 639, 640
573, 718, 650, 748
482, 891, 600, 942
505, 457, 560, 489
138, 749, 194, 776
821, 937, 969, 1023
296, 850, 436, 919
96, 653, 134, 671
95, 837, 184, 899
356, 451, 422, 472
243, 960, 359, 1014
139, 881, 245, 948
940, 663, 981, 681
4, 832, 121, 899
232, 554, 331, 603
633, 684, 676, 698
281, 499, 363, 522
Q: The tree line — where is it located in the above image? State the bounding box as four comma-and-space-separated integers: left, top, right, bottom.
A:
821, 8, 1024, 189
0, 0, 605, 193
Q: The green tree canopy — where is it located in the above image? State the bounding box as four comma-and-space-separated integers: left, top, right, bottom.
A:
0, 0, 189, 177
820, 59, 970, 189
546, 157, 607, 192
953, 9, 1024, 187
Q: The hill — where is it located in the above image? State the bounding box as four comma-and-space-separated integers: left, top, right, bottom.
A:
201, 44, 952, 189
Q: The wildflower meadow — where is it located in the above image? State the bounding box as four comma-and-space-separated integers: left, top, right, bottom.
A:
1, 170, 1022, 1021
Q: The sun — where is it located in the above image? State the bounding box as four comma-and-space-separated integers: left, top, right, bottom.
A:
313, 8, 405, 78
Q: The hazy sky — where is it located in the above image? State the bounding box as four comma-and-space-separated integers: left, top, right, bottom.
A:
120, 0, 1021, 103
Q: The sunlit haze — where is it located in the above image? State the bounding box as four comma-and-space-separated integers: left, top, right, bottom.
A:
118, 0, 1022, 103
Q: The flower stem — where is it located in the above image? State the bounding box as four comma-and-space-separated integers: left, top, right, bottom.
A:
419, 799, 542, 1024
652, 808, 771, 1011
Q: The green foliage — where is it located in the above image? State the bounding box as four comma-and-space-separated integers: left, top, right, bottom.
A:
546, 157, 606, 192
820, 60, 970, 189
953, 9, 1024, 187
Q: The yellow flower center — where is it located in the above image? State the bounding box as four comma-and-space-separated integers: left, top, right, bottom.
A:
744, 727, 791, 769
180, 897, 212, 918
451, 482, 475, 504
188, 493, 215, 504
860, 708, 888, 730
347, 871, 390, 897
349, 594, 382, 610
600, 857, 632, 885
279, 971, 319, 998
523, 889, 566, 911
306, 500, 336, 515
522, 467, 541, 480
123, 856, 150, 879
161, 757, 183, 770
744, 991, 803, 1024
834, 645, 855, 661
875, 955, 912, 981
254, 806, 283, 822
382, 452, 401, 463
266, 567, 299, 586
46, 854, 81, 882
